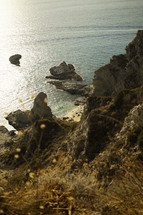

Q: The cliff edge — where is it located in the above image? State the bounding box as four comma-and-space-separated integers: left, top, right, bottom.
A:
93, 30, 143, 96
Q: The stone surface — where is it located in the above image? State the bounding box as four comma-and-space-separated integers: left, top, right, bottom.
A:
9, 54, 22, 66
46, 61, 83, 81
6, 93, 53, 130
6, 110, 31, 130
93, 30, 143, 96
31, 92, 53, 121
48, 80, 92, 97
117, 103, 143, 139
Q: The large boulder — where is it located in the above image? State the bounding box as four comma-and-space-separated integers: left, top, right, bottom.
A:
6, 93, 53, 130
6, 110, 31, 130
31, 92, 53, 121
93, 30, 143, 96
9, 54, 22, 66
48, 80, 92, 97
46, 61, 83, 81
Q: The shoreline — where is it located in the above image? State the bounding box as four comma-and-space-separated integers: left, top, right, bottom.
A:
62, 105, 85, 122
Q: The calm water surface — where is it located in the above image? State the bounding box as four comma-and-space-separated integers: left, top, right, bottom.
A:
0, 0, 143, 128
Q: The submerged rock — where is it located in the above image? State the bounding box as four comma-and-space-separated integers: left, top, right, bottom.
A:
46, 61, 83, 81
48, 80, 92, 96
9, 54, 22, 66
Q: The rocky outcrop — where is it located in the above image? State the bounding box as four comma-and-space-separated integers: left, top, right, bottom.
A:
6, 110, 31, 130
93, 30, 143, 96
6, 92, 53, 130
117, 102, 143, 141
9, 54, 22, 66
48, 80, 92, 96
31, 92, 53, 121
46, 61, 92, 97
46, 61, 83, 81
66, 85, 143, 162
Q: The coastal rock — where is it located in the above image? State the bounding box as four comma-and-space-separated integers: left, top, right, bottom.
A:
126, 30, 143, 60
93, 54, 128, 96
5, 93, 53, 130
67, 86, 143, 162
6, 110, 31, 130
3, 117, 65, 167
93, 30, 143, 96
31, 92, 53, 121
9, 54, 22, 66
118, 103, 143, 139
46, 61, 83, 81
48, 80, 92, 96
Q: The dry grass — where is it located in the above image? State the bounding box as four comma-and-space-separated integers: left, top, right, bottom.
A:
1, 158, 143, 215
0, 165, 100, 215
1, 95, 143, 215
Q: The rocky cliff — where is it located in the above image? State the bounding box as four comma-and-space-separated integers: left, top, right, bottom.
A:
1, 30, 143, 215
93, 30, 143, 96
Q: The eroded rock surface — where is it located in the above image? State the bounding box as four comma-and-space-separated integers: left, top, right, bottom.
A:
46, 61, 83, 81
6, 92, 53, 130
93, 30, 143, 96
48, 80, 92, 96
6, 110, 31, 130
31, 92, 53, 121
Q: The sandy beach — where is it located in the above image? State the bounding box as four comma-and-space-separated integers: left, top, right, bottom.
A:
62, 105, 85, 122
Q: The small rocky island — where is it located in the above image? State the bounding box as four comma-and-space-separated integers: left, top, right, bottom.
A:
9, 54, 22, 66
1, 30, 143, 215
46, 61, 83, 81
46, 61, 92, 96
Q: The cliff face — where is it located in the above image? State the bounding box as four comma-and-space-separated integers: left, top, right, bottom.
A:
93, 30, 143, 96
66, 30, 143, 161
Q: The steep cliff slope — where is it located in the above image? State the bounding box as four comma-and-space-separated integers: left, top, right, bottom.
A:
93, 30, 143, 96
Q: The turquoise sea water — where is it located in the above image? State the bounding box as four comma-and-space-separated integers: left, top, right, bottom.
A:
0, 0, 143, 128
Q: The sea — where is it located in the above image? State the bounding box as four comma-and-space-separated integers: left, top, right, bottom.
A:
0, 0, 143, 129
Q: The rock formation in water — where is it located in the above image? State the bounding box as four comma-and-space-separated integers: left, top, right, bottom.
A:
46, 61, 83, 81
9, 54, 22, 66
48, 80, 92, 97
46, 61, 90, 96
6, 92, 53, 130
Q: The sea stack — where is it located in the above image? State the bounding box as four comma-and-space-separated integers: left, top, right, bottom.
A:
9, 54, 22, 66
